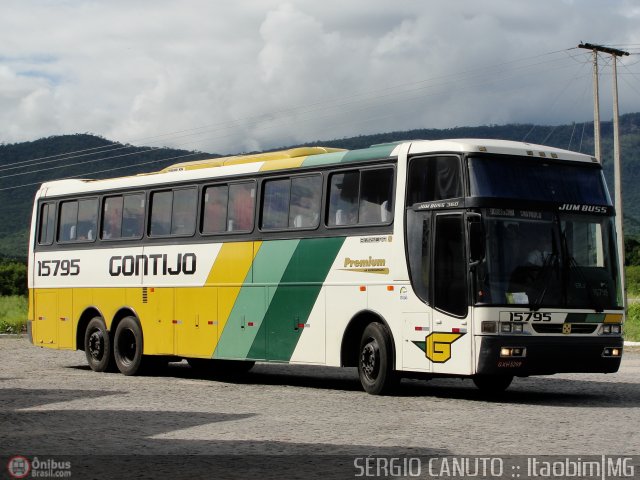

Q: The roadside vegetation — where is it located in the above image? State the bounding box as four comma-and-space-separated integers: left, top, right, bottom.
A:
625, 265, 640, 342
0, 260, 27, 333
0, 295, 27, 334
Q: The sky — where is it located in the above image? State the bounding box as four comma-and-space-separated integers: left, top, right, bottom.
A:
1, 0, 640, 155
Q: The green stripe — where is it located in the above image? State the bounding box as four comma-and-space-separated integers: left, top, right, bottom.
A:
340, 144, 397, 163
247, 237, 346, 361
301, 144, 396, 168
565, 313, 605, 323
213, 240, 299, 360
301, 151, 347, 167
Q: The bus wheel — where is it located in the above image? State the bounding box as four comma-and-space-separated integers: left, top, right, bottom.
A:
358, 323, 396, 395
114, 316, 144, 376
472, 375, 513, 393
84, 317, 114, 372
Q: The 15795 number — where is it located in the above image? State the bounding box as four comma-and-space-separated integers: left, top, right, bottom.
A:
37, 259, 80, 276
508, 312, 552, 322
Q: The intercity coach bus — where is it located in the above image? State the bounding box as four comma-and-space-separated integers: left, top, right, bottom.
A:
27, 139, 624, 394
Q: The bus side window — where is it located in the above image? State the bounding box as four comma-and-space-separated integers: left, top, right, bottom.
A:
202, 185, 229, 234
38, 202, 56, 245
150, 188, 197, 236
407, 156, 462, 205
359, 168, 394, 224
433, 214, 468, 317
150, 191, 173, 236
58, 201, 79, 242
328, 169, 393, 227
262, 178, 290, 230
171, 188, 197, 235
122, 193, 145, 238
102, 196, 124, 239
76, 198, 98, 241
289, 175, 321, 229
406, 210, 431, 304
228, 182, 255, 232
328, 172, 359, 226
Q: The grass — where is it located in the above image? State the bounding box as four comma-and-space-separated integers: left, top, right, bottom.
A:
625, 267, 640, 342
0, 295, 27, 334
626, 303, 640, 342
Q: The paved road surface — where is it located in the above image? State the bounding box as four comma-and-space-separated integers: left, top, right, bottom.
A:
1, 337, 638, 478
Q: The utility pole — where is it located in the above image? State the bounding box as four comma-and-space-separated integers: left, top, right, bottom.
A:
578, 42, 629, 308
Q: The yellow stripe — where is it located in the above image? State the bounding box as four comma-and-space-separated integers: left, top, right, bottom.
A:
206, 241, 262, 340
259, 157, 307, 172
604, 313, 623, 324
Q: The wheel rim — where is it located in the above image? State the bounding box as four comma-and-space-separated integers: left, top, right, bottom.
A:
118, 328, 137, 366
361, 339, 380, 381
88, 329, 104, 361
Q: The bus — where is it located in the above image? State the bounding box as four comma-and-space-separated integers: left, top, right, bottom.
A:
27, 139, 625, 394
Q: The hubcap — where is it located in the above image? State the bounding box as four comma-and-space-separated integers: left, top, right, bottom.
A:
88, 330, 104, 360
361, 340, 380, 380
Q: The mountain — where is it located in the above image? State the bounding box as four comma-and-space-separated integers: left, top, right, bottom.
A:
0, 134, 212, 258
1, 114, 639, 258
293, 112, 640, 236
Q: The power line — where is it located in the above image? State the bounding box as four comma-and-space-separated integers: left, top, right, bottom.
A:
1, 47, 579, 170
0, 46, 598, 190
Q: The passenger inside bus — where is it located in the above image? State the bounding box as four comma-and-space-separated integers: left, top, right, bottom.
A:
203, 187, 228, 233
229, 183, 255, 231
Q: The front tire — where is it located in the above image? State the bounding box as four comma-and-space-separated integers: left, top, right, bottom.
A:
114, 316, 144, 375
358, 323, 397, 395
84, 316, 114, 372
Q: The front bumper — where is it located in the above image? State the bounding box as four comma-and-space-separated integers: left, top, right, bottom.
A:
476, 335, 623, 376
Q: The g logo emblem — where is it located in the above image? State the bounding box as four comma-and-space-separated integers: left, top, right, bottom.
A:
562, 323, 572, 335
413, 332, 465, 363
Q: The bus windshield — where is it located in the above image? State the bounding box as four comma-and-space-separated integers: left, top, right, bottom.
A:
475, 210, 622, 310
468, 156, 611, 205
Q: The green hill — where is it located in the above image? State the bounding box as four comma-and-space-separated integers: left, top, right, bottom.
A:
0, 134, 212, 258
294, 112, 640, 236
1, 114, 639, 259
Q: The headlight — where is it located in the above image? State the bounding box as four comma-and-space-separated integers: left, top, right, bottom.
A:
482, 321, 497, 333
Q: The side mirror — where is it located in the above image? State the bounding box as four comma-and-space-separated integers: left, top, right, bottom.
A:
467, 214, 485, 266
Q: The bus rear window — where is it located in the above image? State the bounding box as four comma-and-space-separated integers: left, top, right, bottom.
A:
38, 203, 56, 245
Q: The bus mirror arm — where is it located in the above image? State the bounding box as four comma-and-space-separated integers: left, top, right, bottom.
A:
467, 213, 485, 267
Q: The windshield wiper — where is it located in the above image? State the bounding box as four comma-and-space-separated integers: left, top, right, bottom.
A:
557, 224, 605, 313
531, 251, 559, 311
566, 254, 605, 313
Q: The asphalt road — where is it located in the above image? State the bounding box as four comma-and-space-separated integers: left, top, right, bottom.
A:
1, 336, 639, 479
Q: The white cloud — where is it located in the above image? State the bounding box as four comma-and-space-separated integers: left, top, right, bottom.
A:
0, 0, 638, 154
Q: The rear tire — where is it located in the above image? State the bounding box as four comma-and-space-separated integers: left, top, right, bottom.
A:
358, 323, 397, 395
114, 316, 144, 375
473, 375, 513, 393
84, 316, 114, 372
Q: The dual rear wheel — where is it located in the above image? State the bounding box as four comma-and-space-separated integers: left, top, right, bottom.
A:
84, 315, 146, 376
